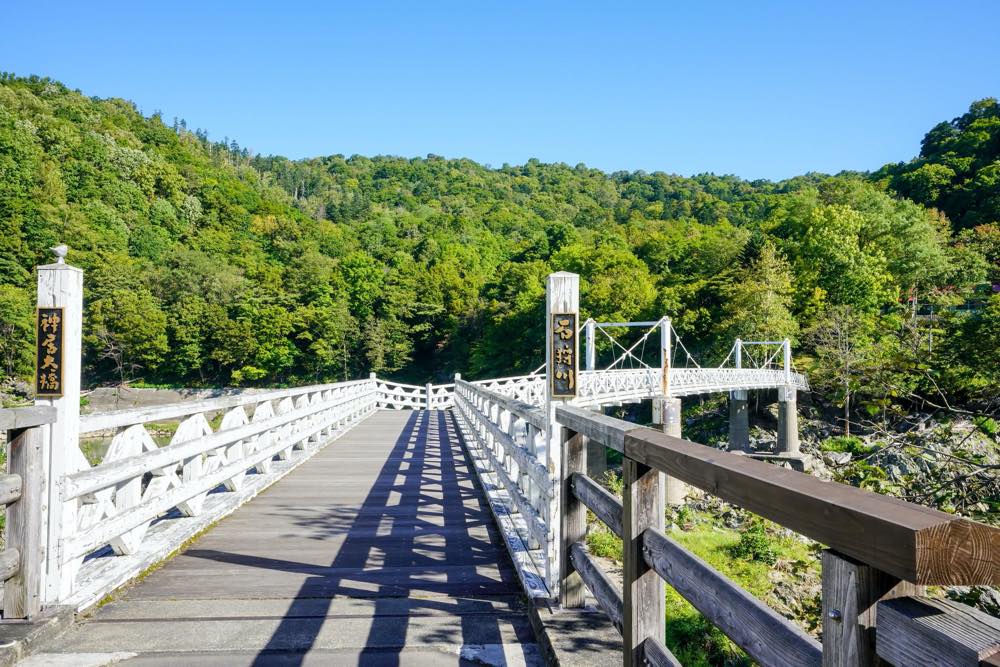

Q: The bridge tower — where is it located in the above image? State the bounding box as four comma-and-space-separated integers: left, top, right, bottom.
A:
729, 338, 750, 451
776, 338, 800, 455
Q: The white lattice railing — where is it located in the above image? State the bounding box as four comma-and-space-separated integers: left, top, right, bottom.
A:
452, 378, 552, 598
375, 379, 426, 410
45, 366, 808, 610
458, 367, 809, 410
57, 378, 379, 610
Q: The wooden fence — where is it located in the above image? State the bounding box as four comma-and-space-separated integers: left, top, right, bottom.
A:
555, 404, 1000, 666
0, 406, 56, 619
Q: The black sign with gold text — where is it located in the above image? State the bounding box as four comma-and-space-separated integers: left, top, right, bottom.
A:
35, 307, 64, 397
550, 312, 577, 398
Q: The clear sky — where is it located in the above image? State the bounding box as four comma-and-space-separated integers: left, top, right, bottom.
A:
3, 1, 998, 180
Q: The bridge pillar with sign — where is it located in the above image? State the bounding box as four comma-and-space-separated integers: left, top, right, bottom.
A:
547, 272, 579, 601
35, 246, 84, 603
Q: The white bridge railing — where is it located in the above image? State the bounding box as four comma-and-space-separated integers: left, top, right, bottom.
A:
28, 367, 809, 611
54, 379, 378, 610
452, 379, 552, 596
458, 367, 809, 409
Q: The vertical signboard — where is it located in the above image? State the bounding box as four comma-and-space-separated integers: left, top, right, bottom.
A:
550, 312, 578, 398
35, 307, 64, 397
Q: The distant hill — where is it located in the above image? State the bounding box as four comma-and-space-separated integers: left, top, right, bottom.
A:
1, 73, 997, 412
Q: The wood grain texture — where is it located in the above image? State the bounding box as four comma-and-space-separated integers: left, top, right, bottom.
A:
570, 472, 623, 538
0, 473, 22, 506
569, 540, 622, 633
0, 406, 56, 430
625, 427, 1000, 585
4, 425, 43, 618
555, 405, 642, 454
641, 637, 683, 667
821, 550, 920, 667
875, 596, 1000, 666
560, 430, 587, 608
0, 548, 19, 582
622, 458, 663, 667
643, 528, 821, 666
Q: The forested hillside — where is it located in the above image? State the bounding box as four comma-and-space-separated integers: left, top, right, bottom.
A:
1, 74, 999, 426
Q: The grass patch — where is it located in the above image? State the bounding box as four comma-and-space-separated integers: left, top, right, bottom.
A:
820, 436, 875, 457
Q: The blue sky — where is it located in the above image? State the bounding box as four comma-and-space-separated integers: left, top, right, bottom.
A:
3, 1, 998, 180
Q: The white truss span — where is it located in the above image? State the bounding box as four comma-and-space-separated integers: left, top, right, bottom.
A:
468, 367, 809, 409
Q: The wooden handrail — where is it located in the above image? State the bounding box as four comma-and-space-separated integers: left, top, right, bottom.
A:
568, 467, 821, 665
0, 406, 56, 430
556, 406, 1000, 666
559, 404, 999, 586
624, 428, 999, 586
79, 379, 374, 433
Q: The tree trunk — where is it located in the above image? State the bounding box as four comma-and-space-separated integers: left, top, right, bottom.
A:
843, 394, 851, 438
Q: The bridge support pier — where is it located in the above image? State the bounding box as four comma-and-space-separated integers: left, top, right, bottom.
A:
658, 398, 687, 506
729, 390, 750, 452
776, 387, 800, 456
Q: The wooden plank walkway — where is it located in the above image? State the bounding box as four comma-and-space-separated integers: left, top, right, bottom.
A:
40, 410, 544, 666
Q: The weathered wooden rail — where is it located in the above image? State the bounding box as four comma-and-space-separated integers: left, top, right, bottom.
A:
0, 405, 56, 619
555, 404, 1000, 666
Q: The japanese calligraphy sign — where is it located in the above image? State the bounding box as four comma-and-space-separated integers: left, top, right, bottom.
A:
35, 307, 64, 397
550, 312, 578, 398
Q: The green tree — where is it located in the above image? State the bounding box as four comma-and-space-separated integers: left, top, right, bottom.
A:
807, 306, 878, 436
0, 285, 33, 378
86, 289, 168, 384
719, 242, 798, 345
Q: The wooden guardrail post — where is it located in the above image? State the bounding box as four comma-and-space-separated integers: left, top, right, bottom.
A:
560, 428, 587, 608
623, 456, 665, 667
546, 271, 579, 597
820, 549, 920, 666
36, 247, 84, 603
4, 425, 44, 618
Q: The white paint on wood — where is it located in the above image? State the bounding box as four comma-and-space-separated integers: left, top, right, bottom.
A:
36, 260, 84, 604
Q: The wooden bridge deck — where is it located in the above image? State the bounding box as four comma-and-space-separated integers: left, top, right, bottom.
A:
42, 410, 544, 666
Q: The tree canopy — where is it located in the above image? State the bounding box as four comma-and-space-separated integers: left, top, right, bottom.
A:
0, 74, 996, 419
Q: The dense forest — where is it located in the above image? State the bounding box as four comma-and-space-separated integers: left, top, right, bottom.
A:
1, 74, 999, 429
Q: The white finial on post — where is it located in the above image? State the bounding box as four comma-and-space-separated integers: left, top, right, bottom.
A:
51, 244, 68, 265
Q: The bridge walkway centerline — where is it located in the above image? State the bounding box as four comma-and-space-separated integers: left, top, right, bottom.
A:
41, 410, 545, 666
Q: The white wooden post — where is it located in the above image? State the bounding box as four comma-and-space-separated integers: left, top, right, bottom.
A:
783, 337, 792, 385
36, 246, 84, 603
425, 382, 433, 410
585, 319, 596, 371
545, 271, 578, 597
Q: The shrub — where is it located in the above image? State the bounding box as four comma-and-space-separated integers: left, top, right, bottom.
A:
729, 520, 778, 565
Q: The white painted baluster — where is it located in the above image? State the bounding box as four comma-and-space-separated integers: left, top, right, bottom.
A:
219, 407, 250, 491
251, 400, 275, 473
175, 413, 214, 516
275, 397, 295, 460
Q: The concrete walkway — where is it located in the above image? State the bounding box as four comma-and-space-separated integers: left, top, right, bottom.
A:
38, 410, 543, 666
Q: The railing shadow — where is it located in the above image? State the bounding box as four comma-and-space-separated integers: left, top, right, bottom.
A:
184, 410, 530, 665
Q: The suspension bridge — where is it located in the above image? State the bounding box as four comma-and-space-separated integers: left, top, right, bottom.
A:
0, 260, 996, 666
